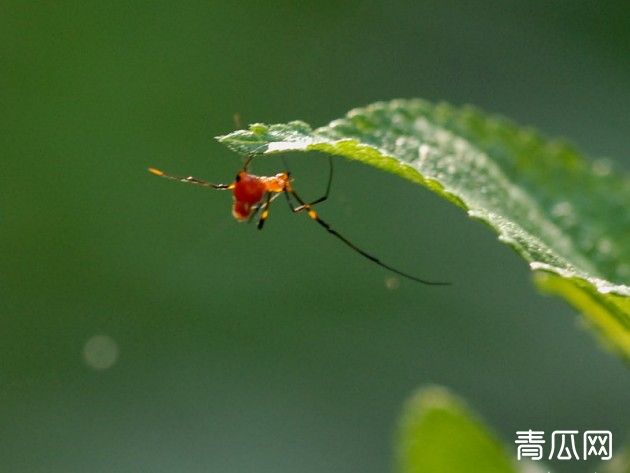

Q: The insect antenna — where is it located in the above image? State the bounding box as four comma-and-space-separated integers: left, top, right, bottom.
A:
233, 113, 242, 129
148, 168, 232, 189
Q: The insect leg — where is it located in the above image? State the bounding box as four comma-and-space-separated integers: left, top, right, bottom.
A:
313, 155, 334, 204
242, 154, 256, 171
248, 202, 264, 224
286, 189, 450, 286
293, 156, 334, 211
256, 193, 272, 230
257, 192, 284, 230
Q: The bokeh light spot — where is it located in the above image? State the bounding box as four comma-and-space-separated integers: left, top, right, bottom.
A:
83, 334, 119, 370
385, 276, 400, 290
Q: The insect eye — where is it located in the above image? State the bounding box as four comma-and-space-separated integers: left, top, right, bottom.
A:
235, 174, 241, 182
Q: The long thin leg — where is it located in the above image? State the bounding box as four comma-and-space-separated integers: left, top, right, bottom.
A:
257, 193, 272, 230
242, 154, 255, 171
248, 202, 264, 224
238, 147, 269, 171
286, 189, 450, 286
294, 156, 334, 210
317, 155, 334, 204
256, 193, 282, 229
148, 168, 232, 189
284, 188, 297, 211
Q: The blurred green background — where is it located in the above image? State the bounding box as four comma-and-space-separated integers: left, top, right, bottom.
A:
2, 2, 629, 472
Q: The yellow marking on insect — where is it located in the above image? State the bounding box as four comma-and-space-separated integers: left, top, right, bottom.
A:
261, 210, 269, 219
308, 209, 317, 219
148, 167, 164, 176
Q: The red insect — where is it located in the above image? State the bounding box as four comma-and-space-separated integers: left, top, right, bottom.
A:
148, 156, 449, 285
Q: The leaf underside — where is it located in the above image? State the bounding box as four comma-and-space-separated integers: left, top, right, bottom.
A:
217, 99, 630, 359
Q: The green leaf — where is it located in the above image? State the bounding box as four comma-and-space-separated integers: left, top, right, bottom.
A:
217, 99, 630, 359
396, 386, 516, 473
599, 443, 630, 473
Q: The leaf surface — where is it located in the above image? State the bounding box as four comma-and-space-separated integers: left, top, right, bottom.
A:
396, 386, 516, 473
218, 99, 630, 358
